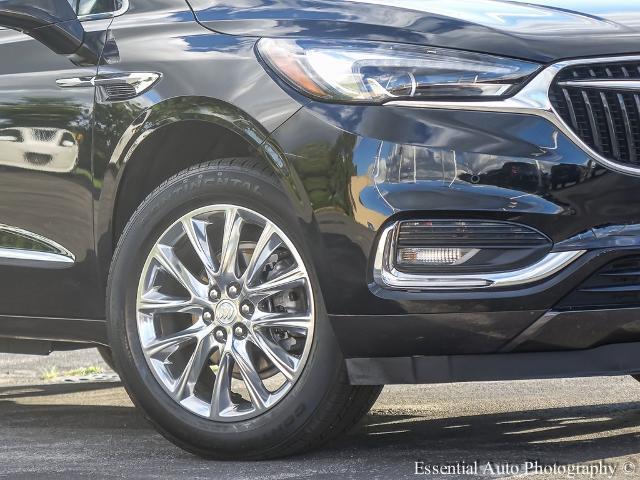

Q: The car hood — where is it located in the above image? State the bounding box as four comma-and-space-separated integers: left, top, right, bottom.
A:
187, 0, 640, 63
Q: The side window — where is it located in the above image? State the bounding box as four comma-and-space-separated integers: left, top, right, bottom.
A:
75, 0, 123, 16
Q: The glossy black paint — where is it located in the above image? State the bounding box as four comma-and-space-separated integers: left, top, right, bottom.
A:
0, 0, 97, 59
188, 0, 640, 63
0, 0, 78, 32
331, 311, 544, 358
0, 25, 101, 318
0, 0, 639, 372
268, 102, 640, 315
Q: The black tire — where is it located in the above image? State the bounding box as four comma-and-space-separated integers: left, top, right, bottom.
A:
97, 346, 118, 373
107, 158, 382, 459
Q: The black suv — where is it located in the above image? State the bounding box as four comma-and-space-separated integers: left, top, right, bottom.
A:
1, 0, 640, 459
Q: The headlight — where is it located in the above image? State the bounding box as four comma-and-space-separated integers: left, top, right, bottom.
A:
256, 38, 540, 104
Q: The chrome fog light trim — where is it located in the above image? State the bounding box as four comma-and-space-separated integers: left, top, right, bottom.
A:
373, 223, 585, 290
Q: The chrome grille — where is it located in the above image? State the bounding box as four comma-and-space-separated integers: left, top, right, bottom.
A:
549, 61, 640, 167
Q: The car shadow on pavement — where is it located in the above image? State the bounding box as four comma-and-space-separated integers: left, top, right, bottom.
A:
0, 381, 118, 400
0, 381, 150, 431
0, 381, 639, 467
334, 401, 640, 465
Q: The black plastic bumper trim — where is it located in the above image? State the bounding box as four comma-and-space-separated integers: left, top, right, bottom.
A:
0, 315, 108, 346
346, 341, 640, 385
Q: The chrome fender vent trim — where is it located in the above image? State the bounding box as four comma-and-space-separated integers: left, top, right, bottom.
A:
57, 72, 162, 102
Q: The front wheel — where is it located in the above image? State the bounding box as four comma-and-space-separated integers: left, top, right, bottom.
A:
108, 159, 381, 459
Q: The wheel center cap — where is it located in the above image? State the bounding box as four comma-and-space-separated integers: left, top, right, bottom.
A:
215, 300, 237, 325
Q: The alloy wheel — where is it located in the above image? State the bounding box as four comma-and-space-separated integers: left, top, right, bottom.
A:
136, 204, 315, 421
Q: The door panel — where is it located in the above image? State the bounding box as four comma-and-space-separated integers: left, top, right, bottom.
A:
0, 25, 103, 318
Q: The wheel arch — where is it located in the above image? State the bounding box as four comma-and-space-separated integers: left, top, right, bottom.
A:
95, 96, 316, 287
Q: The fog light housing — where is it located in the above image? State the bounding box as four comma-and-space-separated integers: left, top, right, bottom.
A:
394, 220, 552, 274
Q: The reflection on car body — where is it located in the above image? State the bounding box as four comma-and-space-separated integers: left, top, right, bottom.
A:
0, 127, 78, 173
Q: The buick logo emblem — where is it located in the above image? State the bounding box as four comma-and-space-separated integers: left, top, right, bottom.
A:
215, 300, 236, 325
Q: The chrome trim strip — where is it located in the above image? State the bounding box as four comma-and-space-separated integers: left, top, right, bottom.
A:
56, 76, 95, 88
0, 247, 75, 268
77, 0, 130, 22
385, 54, 640, 177
557, 80, 640, 91
373, 223, 585, 290
0, 225, 75, 268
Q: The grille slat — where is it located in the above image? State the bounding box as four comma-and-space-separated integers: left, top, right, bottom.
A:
581, 90, 603, 151
601, 270, 640, 276
562, 88, 579, 130
599, 91, 620, 159
578, 285, 640, 293
550, 60, 640, 168
617, 93, 636, 162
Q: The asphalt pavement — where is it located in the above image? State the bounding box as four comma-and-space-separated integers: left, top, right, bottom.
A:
0, 349, 639, 479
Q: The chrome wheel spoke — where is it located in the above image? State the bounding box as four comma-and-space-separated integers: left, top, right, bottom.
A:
232, 340, 271, 411
153, 243, 206, 298
181, 217, 216, 278
252, 311, 312, 332
219, 208, 243, 276
143, 322, 205, 358
251, 331, 298, 382
139, 288, 201, 315
172, 335, 215, 401
243, 224, 281, 287
245, 266, 306, 302
210, 351, 234, 419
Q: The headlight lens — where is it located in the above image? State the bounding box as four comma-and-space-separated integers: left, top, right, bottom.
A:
257, 38, 540, 103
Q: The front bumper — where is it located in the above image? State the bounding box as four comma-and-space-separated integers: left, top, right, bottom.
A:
264, 88, 640, 361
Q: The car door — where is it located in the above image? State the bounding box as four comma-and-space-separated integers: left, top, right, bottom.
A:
0, 2, 118, 320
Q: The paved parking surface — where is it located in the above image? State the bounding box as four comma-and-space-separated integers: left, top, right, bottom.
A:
0, 350, 639, 479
